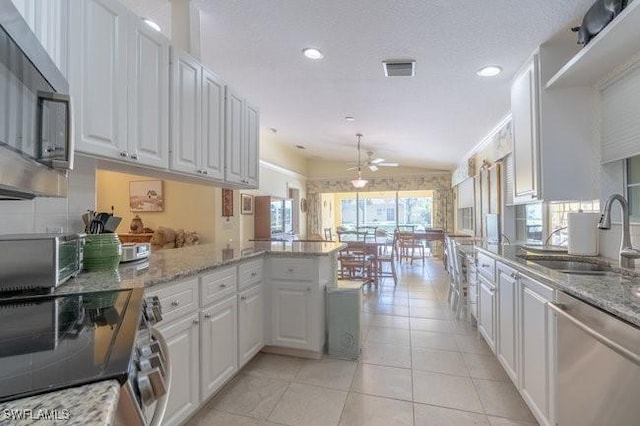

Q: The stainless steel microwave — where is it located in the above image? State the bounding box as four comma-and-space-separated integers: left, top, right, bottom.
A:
0, 1, 73, 200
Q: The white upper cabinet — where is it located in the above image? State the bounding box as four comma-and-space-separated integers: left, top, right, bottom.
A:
201, 68, 226, 180
69, 0, 170, 169
511, 56, 539, 203
509, 45, 598, 204
127, 16, 169, 168
12, 0, 69, 77
245, 101, 260, 187
169, 48, 229, 181
69, 0, 128, 159
225, 86, 244, 184
170, 48, 202, 174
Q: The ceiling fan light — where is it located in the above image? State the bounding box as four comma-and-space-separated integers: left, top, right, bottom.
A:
351, 178, 368, 189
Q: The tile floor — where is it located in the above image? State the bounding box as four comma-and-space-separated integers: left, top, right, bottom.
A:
186, 258, 538, 426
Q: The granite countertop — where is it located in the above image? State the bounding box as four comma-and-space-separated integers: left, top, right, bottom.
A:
0, 380, 120, 426
473, 243, 640, 327
55, 241, 346, 295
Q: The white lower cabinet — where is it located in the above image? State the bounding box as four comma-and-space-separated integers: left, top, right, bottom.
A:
200, 295, 238, 401
238, 283, 264, 367
270, 281, 317, 351
157, 313, 200, 426
496, 262, 519, 383
519, 275, 555, 426
477, 273, 496, 353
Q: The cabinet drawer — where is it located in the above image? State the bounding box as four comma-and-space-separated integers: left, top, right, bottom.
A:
200, 266, 238, 307
476, 252, 496, 281
520, 274, 554, 301
239, 258, 264, 290
270, 257, 313, 281
146, 277, 199, 323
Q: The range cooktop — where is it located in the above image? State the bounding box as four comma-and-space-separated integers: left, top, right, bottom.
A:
0, 288, 143, 402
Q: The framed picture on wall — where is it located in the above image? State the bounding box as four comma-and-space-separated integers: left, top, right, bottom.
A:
241, 194, 254, 215
130, 180, 164, 212
222, 189, 233, 217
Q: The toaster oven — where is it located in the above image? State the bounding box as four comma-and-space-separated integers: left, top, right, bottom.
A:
0, 233, 84, 291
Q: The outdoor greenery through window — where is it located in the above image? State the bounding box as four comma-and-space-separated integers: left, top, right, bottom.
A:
335, 190, 433, 233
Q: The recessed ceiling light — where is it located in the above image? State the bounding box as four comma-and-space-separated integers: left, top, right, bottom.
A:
477, 65, 502, 77
345, 116, 355, 122
295, 145, 306, 150
302, 48, 324, 60
142, 18, 161, 32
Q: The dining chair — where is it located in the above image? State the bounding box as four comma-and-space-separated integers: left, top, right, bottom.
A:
323, 228, 333, 241
376, 230, 398, 286
397, 230, 425, 264
339, 239, 376, 286
447, 238, 468, 319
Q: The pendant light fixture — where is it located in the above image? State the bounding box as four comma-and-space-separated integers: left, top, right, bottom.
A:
351, 133, 368, 189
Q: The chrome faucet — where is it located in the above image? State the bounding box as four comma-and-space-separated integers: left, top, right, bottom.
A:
544, 226, 568, 246
598, 194, 640, 269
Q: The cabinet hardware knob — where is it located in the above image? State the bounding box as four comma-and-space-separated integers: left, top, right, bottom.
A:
307, 288, 312, 292
288, 268, 294, 273
251, 272, 257, 277
482, 264, 490, 268
240, 295, 247, 300
119, 151, 128, 158
204, 314, 211, 319
192, 319, 199, 324
171, 300, 179, 307
220, 283, 227, 288
130, 153, 138, 160
202, 170, 208, 175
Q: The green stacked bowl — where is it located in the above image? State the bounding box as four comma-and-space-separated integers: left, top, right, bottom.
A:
83, 234, 122, 271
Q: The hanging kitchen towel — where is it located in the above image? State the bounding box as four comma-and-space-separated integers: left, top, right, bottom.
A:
568, 211, 600, 256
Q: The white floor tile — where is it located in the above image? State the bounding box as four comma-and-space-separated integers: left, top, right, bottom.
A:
350, 363, 413, 401
339, 392, 413, 426
414, 403, 490, 426
268, 383, 347, 426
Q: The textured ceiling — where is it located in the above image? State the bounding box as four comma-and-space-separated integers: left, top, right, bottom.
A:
195, 0, 593, 169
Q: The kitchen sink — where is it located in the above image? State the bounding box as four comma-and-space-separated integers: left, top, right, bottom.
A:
528, 259, 613, 275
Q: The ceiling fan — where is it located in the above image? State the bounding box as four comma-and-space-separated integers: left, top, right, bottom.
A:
347, 135, 399, 172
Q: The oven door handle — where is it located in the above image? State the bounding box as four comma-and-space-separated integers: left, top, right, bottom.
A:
148, 327, 171, 426
548, 302, 640, 366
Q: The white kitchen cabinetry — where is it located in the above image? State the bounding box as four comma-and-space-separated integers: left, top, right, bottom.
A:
238, 283, 264, 367
225, 87, 260, 188
511, 56, 539, 203
519, 274, 555, 426
509, 45, 597, 204
11, 0, 69, 77
69, 0, 169, 168
496, 261, 519, 383
200, 295, 238, 401
270, 281, 317, 350
477, 273, 496, 353
266, 256, 329, 355
157, 312, 200, 426
170, 48, 227, 180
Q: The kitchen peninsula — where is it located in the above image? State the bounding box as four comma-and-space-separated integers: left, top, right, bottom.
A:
0, 241, 345, 426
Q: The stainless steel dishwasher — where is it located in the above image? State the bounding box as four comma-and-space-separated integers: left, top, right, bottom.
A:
549, 292, 640, 426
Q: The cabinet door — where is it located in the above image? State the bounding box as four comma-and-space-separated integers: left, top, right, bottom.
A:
225, 86, 244, 184
511, 56, 539, 202
496, 263, 519, 383
520, 277, 554, 425
271, 281, 314, 350
201, 68, 225, 180
244, 101, 260, 187
200, 296, 238, 401
157, 313, 200, 426
69, 0, 128, 158
238, 284, 264, 367
477, 274, 496, 353
127, 16, 169, 168
170, 48, 201, 174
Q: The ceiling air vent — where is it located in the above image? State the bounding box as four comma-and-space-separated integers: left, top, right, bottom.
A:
383, 60, 415, 77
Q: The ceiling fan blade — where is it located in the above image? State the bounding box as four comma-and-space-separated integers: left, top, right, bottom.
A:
370, 158, 385, 165
346, 166, 358, 171
368, 165, 379, 172
379, 162, 399, 167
